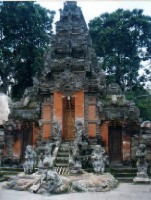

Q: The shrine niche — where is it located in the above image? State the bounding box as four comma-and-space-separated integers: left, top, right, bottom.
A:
2, 1, 148, 172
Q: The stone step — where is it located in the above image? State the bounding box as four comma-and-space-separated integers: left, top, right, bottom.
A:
56, 157, 69, 162
110, 167, 137, 173
55, 163, 69, 167
60, 143, 70, 147
59, 147, 70, 152
57, 152, 69, 157
117, 177, 134, 183
0, 171, 20, 176
0, 167, 23, 172
113, 173, 136, 178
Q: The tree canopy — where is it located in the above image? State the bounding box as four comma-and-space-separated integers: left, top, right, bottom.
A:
0, 2, 55, 99
89, 9, 151, 92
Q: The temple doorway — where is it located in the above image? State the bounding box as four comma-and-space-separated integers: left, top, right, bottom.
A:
62, 97, 75, 140
108, 125, 122, 164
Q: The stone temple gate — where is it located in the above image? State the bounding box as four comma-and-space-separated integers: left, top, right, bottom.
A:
2, 1, 144, 168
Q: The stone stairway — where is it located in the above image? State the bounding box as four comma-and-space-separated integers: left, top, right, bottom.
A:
0, 167, 23, 181
54, 141, 70, 174
109, 167, 137, 182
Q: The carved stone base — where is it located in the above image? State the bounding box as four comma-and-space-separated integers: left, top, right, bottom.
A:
133, 172, 150, 183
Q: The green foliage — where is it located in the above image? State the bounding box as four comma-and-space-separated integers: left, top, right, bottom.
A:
125, 88, 151, 120
0, 2, 55, 98
89, 9, 151, 91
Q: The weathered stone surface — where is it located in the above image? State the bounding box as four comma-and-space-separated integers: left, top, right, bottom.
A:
3, 172, 118, 194
70, 173, 118, 192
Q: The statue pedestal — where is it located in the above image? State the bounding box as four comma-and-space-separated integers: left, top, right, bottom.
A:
133, 172, 150, 183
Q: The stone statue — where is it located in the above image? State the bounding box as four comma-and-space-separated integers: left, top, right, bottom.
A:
42, 170, 63, 192
133, 144, 150, 183
36, 130, 43, 146
136, 144, 148, 173
43, 142, 54, 169
52, 121, 61, 141
69, 144, 83, 174
23, 145, 36, 174
34, 170, 70, 194
0, 149, 2, 166
68, 121, 84, 174
97, 100, 104, 113
37, 153, 44, 170
91, 145, 108, 173
74, 120, 83, 146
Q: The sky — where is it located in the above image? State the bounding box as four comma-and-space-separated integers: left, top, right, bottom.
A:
38, 0, 151, 26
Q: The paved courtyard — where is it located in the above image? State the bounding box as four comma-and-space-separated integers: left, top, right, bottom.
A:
0, 182, 150, 200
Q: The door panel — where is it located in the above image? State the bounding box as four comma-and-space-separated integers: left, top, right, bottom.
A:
108, 126, 122, 164
62, 97, 75, 140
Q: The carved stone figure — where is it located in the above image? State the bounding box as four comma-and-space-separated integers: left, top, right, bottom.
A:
0, 149, 2, 166
43, 142, 54, 169
35, 170, 70, 194
69, 144, 83, 174
37, 153, 44, 170
36, 130, 43, 146
107, 83, 122, 95
91, 145, 108, 173
52, 121, 61, 141
69, 121, 84, 174
97, 100, 104, 113
136, 144, 148, 174
74, 120, 83, 146
133, 144, 150, 183
23, 145, 36, 174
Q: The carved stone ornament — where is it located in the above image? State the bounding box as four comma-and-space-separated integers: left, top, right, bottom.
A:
53, 69, 85, 95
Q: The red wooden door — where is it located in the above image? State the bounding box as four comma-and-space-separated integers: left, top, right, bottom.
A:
62, 97, 75, 140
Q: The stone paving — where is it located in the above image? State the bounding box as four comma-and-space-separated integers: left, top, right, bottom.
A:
0, 182, 150, 200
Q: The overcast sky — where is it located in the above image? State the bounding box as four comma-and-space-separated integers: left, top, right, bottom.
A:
38, 1, 151, 26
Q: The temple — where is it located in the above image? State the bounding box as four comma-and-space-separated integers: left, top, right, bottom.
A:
2, 2, 150, 170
